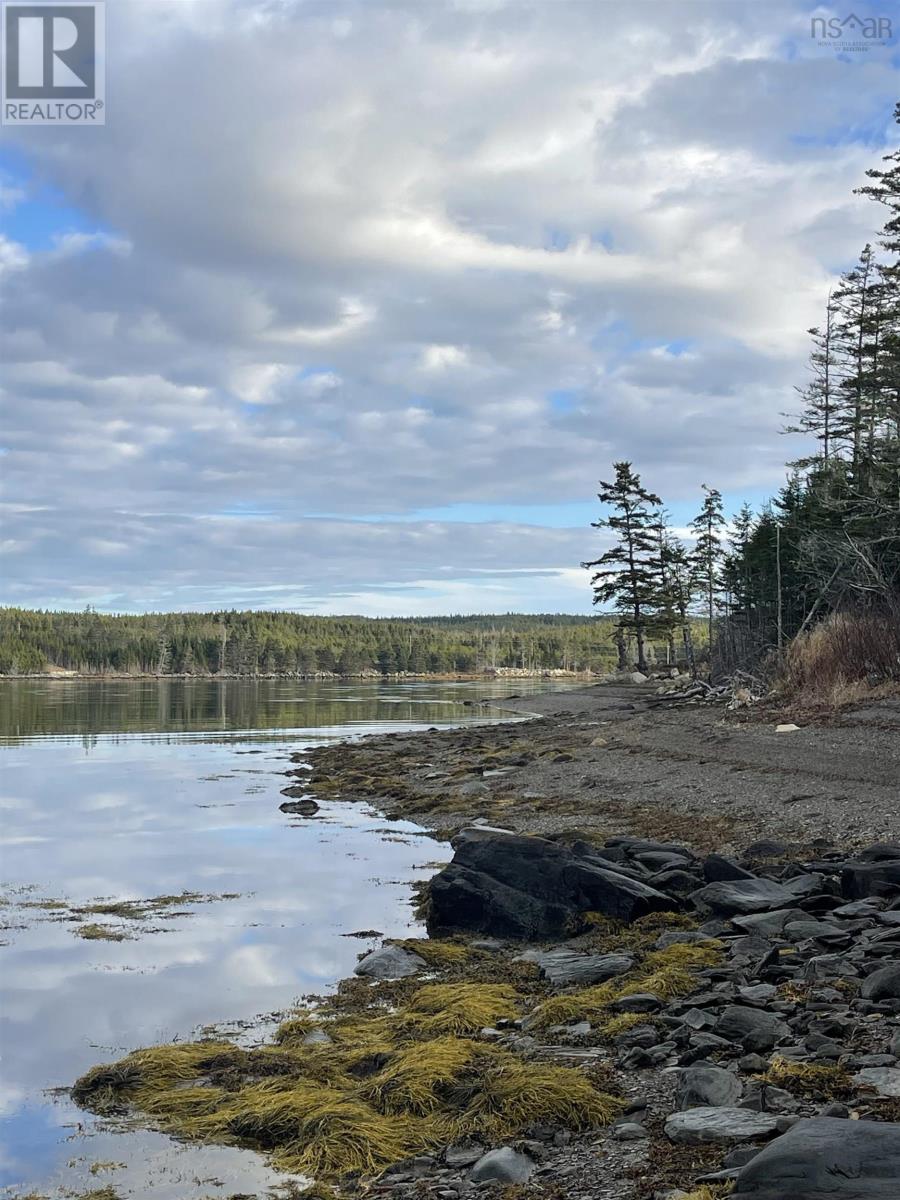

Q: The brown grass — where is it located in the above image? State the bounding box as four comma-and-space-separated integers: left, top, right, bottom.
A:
779, 609, 900, 709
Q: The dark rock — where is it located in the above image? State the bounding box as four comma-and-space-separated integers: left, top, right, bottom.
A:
859, 843, 900, 862
279, 796, 320, 816
842, 860, 900, 900
738, 984, 778, 1005
803, 955, 859, 984
634, 850, 693, 871
517, 948, 633, 987
610, 992, 662, 1013
665, 1106, 779, 1144
731, 909, 809, 936
861, 964, 900, 1001
703, 853, 756, 883
742, 840, 789, 860
428, 830, 674, 938
693, 879, 799, 916
731, 1116, 900, 1198
677, 1065, 743, 1109
715, 1006, 789, 1052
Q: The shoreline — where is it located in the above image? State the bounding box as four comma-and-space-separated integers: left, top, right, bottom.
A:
301, 682, 900, 850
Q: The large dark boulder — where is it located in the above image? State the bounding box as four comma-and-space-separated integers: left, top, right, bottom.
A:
427, 830, 675, 939
731, 1117, 900, 1199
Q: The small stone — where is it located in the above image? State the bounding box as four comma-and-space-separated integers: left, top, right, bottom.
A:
613, 1122, 649, 1141
677, 1065, 743, 1110
715, 1006, 789, 1052
820, 1102, 850, 1118
775, 723, 801, 732
469, 1148, 534, 1184
354, 944, 427, 979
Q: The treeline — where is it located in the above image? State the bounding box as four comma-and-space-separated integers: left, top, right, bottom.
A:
588, 110, 900, 680
0, 609, 670, 677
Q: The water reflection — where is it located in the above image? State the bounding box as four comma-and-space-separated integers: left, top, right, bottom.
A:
0, 677, 551, 743
0, 678, 563, 1198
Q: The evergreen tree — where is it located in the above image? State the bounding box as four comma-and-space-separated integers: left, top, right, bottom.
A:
582, 462, 662, 673
690, 485, 728, 665
785, 297, 840, 465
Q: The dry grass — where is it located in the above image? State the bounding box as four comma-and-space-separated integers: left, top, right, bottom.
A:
779, 609, 900, 709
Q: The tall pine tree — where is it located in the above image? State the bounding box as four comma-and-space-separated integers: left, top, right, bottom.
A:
690, 485, 728, 664
583, 462, 661, 673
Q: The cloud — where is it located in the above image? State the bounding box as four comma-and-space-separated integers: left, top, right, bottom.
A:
0, 0, 895, 612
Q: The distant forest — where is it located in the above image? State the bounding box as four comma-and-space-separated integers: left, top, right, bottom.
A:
0, 608, 692, 677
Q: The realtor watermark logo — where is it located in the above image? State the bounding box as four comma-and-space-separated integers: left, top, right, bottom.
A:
810, 11, 893, 50
2, 1, 105, 124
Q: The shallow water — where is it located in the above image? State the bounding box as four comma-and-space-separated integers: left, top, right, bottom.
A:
0, 677, 566, 1198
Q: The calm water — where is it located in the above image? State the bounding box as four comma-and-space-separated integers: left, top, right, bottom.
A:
0, 678, 565, 1199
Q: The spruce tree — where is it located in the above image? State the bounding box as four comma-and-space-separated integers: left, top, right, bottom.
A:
582, 462, 661, 673
690, 485, 728, 666
785, 297, 840, 465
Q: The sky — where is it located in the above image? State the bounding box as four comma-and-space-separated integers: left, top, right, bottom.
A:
0, 0, 897, 616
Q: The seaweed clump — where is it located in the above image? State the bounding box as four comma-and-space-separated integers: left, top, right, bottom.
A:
758, 1055, 854, 1100
72, 968, 621, 1182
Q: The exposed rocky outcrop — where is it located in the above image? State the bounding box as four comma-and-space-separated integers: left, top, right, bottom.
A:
428, 829, 676, 938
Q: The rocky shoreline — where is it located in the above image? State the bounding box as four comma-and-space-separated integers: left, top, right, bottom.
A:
70, 683, 900, 1200
293, 684, 900, 1198
299, 682, 900, 849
